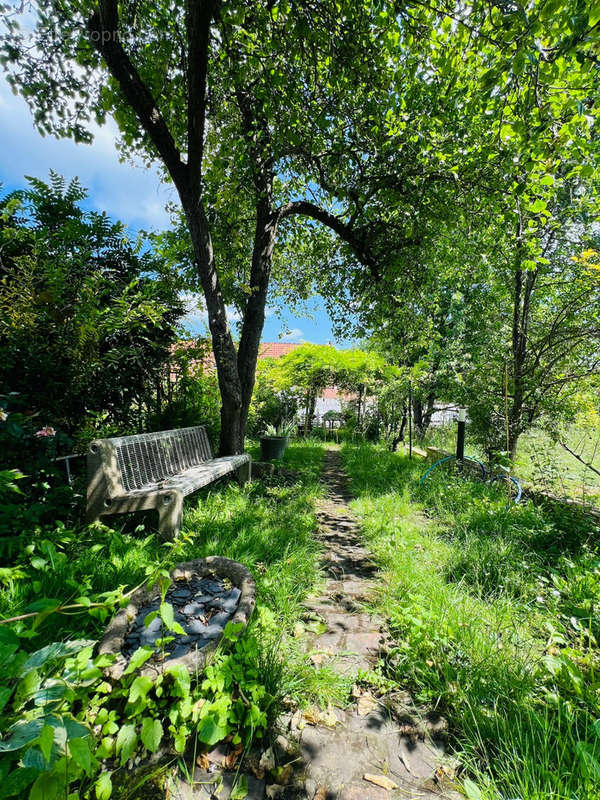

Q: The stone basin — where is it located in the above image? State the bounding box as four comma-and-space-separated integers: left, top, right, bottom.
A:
98, 557, 256, 680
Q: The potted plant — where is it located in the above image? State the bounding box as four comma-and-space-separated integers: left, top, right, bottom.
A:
259, 420, 294, 461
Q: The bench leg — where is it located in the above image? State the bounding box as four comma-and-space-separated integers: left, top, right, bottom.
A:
157, 493, 184, 540
235, 460, 251, 485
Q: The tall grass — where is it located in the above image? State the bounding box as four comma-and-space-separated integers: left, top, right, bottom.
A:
343, 443, 600, 800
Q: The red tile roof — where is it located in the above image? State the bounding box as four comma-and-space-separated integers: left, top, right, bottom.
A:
258, 342, 302, 359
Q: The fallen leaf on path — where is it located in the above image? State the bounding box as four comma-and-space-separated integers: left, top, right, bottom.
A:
252, 765, 265, 780
224, 742, 243, 769
357, 692, 378, 716
259, 747, 275, 772
302, 705, 339, 728
364, 773, 399, 791
195, 753, 210, 770
272, 764, 294, 785
313, 788, 328, 800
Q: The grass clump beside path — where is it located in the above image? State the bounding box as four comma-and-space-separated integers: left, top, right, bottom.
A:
342, 442, 600, 800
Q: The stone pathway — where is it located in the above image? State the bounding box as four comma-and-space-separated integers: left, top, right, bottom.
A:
274, 447, 460, 800
172, 448, 460, 800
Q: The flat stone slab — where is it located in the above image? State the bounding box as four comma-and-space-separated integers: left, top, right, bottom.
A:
298, 706, 454, 799
171, 770, 265, 799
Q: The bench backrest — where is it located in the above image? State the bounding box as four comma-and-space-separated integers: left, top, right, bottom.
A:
90, 426, 213, 494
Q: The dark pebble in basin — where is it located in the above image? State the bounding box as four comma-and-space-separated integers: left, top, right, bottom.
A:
121, 575, 241, 662
197, 578, 225, 595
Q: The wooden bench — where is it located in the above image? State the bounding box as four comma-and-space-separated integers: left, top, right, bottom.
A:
86, 426, 251, 539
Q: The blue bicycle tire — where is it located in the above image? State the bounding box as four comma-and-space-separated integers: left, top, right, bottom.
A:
489, 473, 522, 504
420, 455, 486, 485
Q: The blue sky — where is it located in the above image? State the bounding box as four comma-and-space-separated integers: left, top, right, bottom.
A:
0, 74, 349, 346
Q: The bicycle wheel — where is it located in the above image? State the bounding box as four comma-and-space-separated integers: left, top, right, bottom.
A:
420, 456, 486, 485
489, 473, 522, 504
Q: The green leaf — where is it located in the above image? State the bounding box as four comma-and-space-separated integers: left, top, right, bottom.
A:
165, 663, 190, 698
140, 718, 163, 753
69, 737, 93, 776
29, 772, 60, 800
0, 719, 44, 752
22, 640, 94, 671
530, 198, 547, 214
2, 767, 39, 798
38, 724, 54, 763
230, 775, 248, 800
159, 602, 176, 630
196, 712, 230, 747
115, 723, 138, 766
143, 610, 158, 627
128, 675, 154, 704
63, 716, 90, 740
122, 646, 154, 676
95, 771, 113, 800
0, 685, 13, 713
463, 778, 482, 800
575, 741, 600, 781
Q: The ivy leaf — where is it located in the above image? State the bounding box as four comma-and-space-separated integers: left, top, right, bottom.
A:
140, 717, 163, 753
95, 771, 113, 800
115, 723, 138, 766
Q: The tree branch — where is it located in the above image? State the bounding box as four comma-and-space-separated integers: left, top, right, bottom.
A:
88, 0, 188, 189
186, 0, 217, 195
278, 199, 383, 279
558, 440, 600, 478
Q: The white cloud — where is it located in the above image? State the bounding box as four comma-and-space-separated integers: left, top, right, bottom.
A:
0, 76, 176, 231
279, 328, 305, 343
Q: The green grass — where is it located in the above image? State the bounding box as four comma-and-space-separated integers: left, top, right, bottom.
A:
0, 438, 343, 710
342, 442, 600, 800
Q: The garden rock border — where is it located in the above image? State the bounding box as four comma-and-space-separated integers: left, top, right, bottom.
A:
98, 556, 256, 680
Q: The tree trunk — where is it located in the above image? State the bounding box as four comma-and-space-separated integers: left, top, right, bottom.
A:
398, 405, 407, 442
182, 197, 243, 454
356, 385, 363, 426
509, 211, 537, 464
237, 206, 279, 441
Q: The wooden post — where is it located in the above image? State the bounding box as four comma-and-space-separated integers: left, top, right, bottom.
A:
456, 407, 466, 466
408, 381, 413, 459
